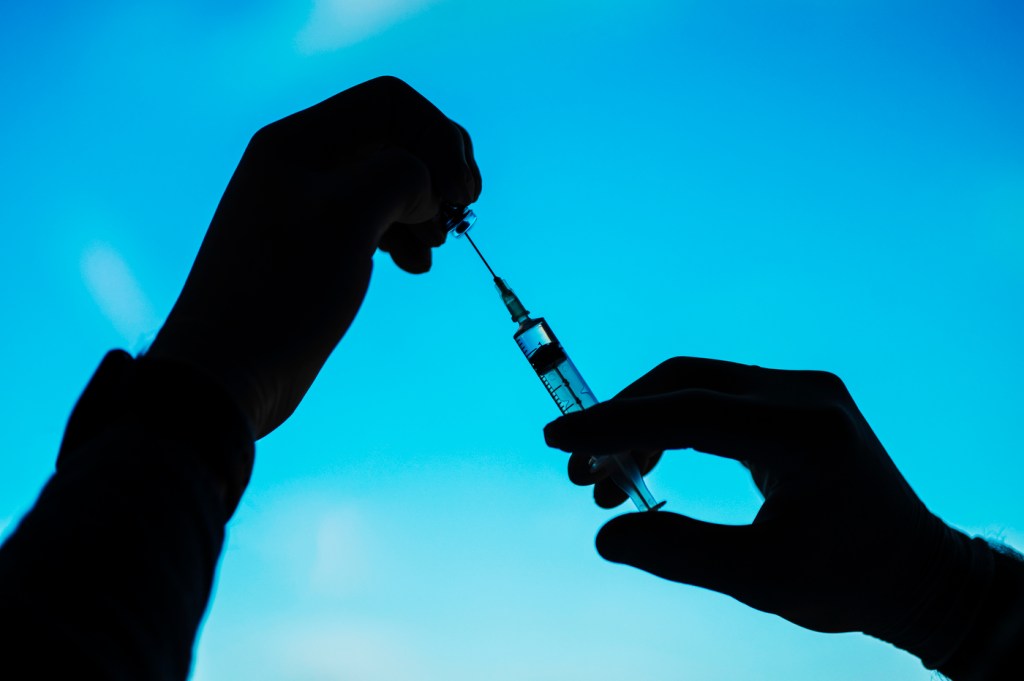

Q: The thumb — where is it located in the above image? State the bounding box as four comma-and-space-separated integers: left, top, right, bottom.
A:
596, 512, 759, 597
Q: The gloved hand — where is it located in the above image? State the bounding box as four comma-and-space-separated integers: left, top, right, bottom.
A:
147, 76, 482, 438
544, 357, 994, 670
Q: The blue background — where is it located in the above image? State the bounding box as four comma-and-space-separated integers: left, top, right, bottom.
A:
1, 1, 1022, 678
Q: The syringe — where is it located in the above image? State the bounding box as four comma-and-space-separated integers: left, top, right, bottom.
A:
442, 206, 664, 512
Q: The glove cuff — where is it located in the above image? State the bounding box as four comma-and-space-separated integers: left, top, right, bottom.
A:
872, 524, 994, 670
938, 544, 1024, 680
58, 350, 255, 521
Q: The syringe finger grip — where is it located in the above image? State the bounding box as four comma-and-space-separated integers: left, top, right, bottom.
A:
591, 453, 665, 512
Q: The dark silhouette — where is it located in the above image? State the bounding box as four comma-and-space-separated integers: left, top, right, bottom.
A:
546, 357, 1024, 678
0, 77, 1019, 679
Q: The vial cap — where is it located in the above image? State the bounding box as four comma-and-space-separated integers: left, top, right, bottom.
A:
439, 204, 477, 238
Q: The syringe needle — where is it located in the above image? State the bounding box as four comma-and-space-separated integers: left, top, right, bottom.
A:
465, 233, 497, 279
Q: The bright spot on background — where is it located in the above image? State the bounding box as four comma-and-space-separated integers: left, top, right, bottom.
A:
297, 0, 437, 52
80, 242, 159, 346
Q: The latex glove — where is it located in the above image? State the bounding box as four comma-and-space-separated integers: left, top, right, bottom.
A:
147, 76, 482, 438
544, 357, 994, 669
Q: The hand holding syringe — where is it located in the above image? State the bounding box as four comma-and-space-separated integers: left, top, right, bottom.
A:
442, 206, 664, 512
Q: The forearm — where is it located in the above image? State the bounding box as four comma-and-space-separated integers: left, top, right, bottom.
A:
0, 351, 254, 679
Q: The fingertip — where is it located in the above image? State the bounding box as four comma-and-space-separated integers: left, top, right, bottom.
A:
542, 419, 568, 449
543, 416, 586, 450
443, 184, 474, 209
596, 514, 642, 563
390, 247, 432, 274
595, 480, 627, 509
567, 452, 597, 486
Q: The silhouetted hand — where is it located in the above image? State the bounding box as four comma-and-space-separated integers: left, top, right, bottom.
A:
148, 76, 482, 438
544, 357, 990, 666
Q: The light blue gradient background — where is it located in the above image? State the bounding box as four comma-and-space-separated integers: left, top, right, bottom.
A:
2, 1, 1022, 679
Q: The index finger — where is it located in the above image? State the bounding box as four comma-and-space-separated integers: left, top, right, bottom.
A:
545, 388, 853, 464
612, 357, 769, 401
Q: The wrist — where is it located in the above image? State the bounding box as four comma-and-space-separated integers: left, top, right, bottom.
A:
60, 350, 256, 520
938, 544, 1024, 680
870, 524, 995, 671
147, 324, 263, 438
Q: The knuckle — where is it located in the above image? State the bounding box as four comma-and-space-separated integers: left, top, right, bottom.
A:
803, 400, 859, 444
370, 75, 415, 99
248, 120, 284, 153
804, 370, 849, 396
655, 356, 694, 374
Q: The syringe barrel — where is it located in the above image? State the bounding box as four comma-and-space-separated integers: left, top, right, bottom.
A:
513, 318, 663, 512
513, 318, 597, 415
